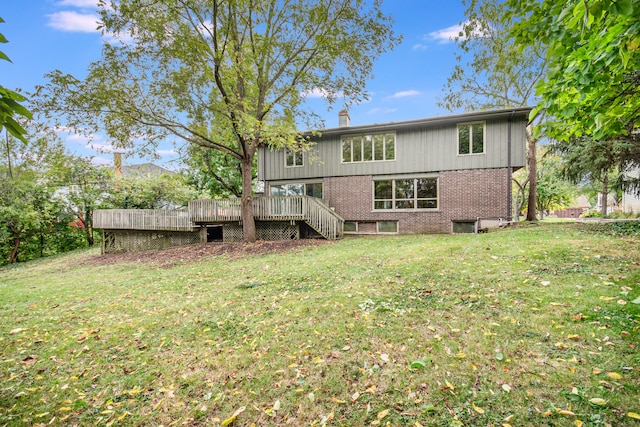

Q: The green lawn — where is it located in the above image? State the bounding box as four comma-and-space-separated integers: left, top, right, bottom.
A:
1, 223, 639, 426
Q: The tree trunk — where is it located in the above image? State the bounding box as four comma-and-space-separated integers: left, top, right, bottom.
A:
240, 155, 257, 243
601, 175, 609, 217
526, 133, 537, 221
83, 210, 95, 246
9, 237, 20, 264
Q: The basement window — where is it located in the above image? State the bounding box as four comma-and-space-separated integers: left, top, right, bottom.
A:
452, 221, 477, 234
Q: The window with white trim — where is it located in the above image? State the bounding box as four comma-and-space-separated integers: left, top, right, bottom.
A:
458, 122, 485, 155
373, 177, 438, 210
285, 148, 303, 167
342, 132, 395, 163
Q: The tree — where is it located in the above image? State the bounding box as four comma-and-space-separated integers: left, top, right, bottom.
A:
0, 17, 32, 142
505, 0, 640, 143
185, 145, 249, 198
34, 0, 400, 242
534, 150, 576, 219
56, 157, 113, 246
110, 172, 196, 210
0, 133, 84, 264
551, 136, 638, 216
438, 0, 547, 221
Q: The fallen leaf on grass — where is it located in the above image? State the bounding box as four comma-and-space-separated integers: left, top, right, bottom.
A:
221, 406, 246, 426
472, 402, 485, 414
377, 409, 389, 419
628, 412, 640, 420
606, 372, 622, 380
589, 398, 607, 406
9, 328, 26, 335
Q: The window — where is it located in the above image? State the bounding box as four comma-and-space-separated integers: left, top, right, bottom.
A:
305, 182, 323, 198
343, 221, 358, 233
285, 148, 303, 167
452, 221, 477, 234
377, 221, 398, 233
458, 122, 485, 155
374, 177, 438, 210
271, 182, 323, 198
342, 132, 395, 163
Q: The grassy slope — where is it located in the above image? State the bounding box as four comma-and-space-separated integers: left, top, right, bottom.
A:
0, 223, 639, 426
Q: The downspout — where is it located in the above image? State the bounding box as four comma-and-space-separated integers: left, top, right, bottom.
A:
507, 111, 515, 220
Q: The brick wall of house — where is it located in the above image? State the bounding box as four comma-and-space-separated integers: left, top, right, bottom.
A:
325, 168, 510, 234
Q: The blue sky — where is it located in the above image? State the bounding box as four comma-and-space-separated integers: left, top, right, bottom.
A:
2, 1, 467, 167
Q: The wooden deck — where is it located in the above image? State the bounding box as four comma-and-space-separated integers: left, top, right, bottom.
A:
94, 196, 344, 240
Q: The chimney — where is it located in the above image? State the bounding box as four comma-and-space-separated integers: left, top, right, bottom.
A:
113, 151, 124, 177
338, 109, 350, 128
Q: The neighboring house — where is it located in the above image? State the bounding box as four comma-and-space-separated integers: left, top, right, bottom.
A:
258, 107, 531, 234
622, 166, 640, 214
122, 163, 174, 178
554, 195, 591, 219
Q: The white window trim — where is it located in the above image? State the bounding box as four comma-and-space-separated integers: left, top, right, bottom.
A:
341, 132, 396, 164
457, 121, 486, 156
284, 148, 304, 167
372, 176, 439, 211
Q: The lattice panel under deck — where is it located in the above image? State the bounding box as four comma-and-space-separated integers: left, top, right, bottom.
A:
223, 222, 300, 242
102, 230, 202, 253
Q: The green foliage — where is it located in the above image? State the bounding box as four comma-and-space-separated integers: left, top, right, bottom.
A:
185, 146, 250, 198
0, 133, 87, 264
505, 0, 640, 142
550, 136, 635, 215
535, 151, 576, 217
582, 220, 640, 236
110, 172, 196, 209
0, 17, 32, 142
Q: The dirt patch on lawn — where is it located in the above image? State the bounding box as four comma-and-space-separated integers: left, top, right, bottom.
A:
83, 239, 331, 268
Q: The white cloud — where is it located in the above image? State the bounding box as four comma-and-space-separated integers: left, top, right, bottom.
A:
57, 0, 99, 8
412, 43, 429, 51
301, 88, 343, 99
47, 11, 100, 32
389, 90, 422, 99
91, 156, 112, 166
429, 23, 465, 44
156, 149, 178, 156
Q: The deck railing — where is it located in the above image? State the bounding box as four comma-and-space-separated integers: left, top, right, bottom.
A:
96, 196, 344, 239
190, 196, 343, 239
93, 209, 194, 232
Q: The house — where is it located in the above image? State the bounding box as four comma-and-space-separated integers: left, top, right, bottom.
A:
258, 107, 531, 234
554, 195, 591, 218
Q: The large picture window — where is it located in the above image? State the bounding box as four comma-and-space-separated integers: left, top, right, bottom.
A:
342, 132, 395, 163
374, 177, 438, 210
458, 122, 485, 155
285, 148, 303, 167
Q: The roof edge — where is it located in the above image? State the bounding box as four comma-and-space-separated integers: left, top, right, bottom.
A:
310, 107, 532, 136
